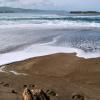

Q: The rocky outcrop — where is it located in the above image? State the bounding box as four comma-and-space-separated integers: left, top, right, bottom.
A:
22, 87, 50, 100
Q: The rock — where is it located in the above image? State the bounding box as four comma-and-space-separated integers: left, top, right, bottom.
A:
23, 85, 27, 88
22, 88, 33, 100
72, 93, 84, 100
3, 83, 9, 87
31, 89, 50, 100
22, 87, 50, 100
11, 90, 18, 94
31, 84, 35, 88
46, 89, 57, 96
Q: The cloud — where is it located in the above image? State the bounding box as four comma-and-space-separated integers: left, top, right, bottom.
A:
0, 0, 99, 11
0, 0, 50, 5
0, 0, 53, 8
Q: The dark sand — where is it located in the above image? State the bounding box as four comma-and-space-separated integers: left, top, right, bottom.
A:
0, 53, 100, 100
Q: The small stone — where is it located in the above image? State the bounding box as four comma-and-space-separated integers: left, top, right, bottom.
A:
32, 84, 35, 88
46, 89, 56, 96
23, 85, 27, 88
3, 83, 9, 87
11, 90, 17, 94
72, 93, 84, 100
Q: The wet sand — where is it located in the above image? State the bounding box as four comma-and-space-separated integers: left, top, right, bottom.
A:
0, 53, 100, 100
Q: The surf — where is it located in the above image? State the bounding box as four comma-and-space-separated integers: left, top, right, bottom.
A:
0, 13, 100, 65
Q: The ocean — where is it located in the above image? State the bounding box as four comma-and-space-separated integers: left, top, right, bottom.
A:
0, 12, 100, 65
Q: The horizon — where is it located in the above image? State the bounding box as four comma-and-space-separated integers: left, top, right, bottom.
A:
0, 0, 99, 11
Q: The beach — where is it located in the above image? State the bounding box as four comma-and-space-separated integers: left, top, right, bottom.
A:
0, 53, 100, 100
0, 12, 100, 100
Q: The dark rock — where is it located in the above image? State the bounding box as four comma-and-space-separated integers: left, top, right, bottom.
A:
3, 83, 9, 87
11, 90, 18, 94
32, 84, 35, 88
23, 85, 27, 88
46, 89, 56, 96
72, 94, 84, 100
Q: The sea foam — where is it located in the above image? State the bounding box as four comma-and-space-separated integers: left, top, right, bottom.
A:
0, 44, 100, 66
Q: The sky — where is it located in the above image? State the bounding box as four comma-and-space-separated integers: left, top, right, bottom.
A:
0, 0, 100, 11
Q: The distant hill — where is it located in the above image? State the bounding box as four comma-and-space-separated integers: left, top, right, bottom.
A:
70, 11, 100, 14
0, 7, 67, 14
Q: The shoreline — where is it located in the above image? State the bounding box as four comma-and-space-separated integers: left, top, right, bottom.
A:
0, 52, 100, 67
0, 53, 78, 66
0, 46, 100, 66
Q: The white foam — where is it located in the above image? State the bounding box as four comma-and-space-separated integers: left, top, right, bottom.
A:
10, 70, 27, 76
0, 65, 27, 75
0, 20, 100, 29
0, 66, 6, 72
0, 44, 100, 66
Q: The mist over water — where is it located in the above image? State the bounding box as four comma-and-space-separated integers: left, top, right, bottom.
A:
0, 13, 100, 65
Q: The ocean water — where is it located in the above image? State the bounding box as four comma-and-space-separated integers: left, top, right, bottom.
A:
0, 13, 100, 65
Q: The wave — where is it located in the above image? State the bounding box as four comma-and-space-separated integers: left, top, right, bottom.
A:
0, 13, 100, 28
0, 13, 100, 65
0, 20, 100, 29
0, 17, 100, 24
0, 15, 100, 23
0, 15, 100, 20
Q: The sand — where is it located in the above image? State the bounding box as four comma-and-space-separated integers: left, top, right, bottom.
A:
0, 53, 100, 100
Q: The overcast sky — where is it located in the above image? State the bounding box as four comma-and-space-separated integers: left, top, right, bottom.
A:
0, 0, 100, 11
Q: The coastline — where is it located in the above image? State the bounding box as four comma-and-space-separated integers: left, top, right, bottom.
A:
0, 44, 100, 66
0, 53, 100, 100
